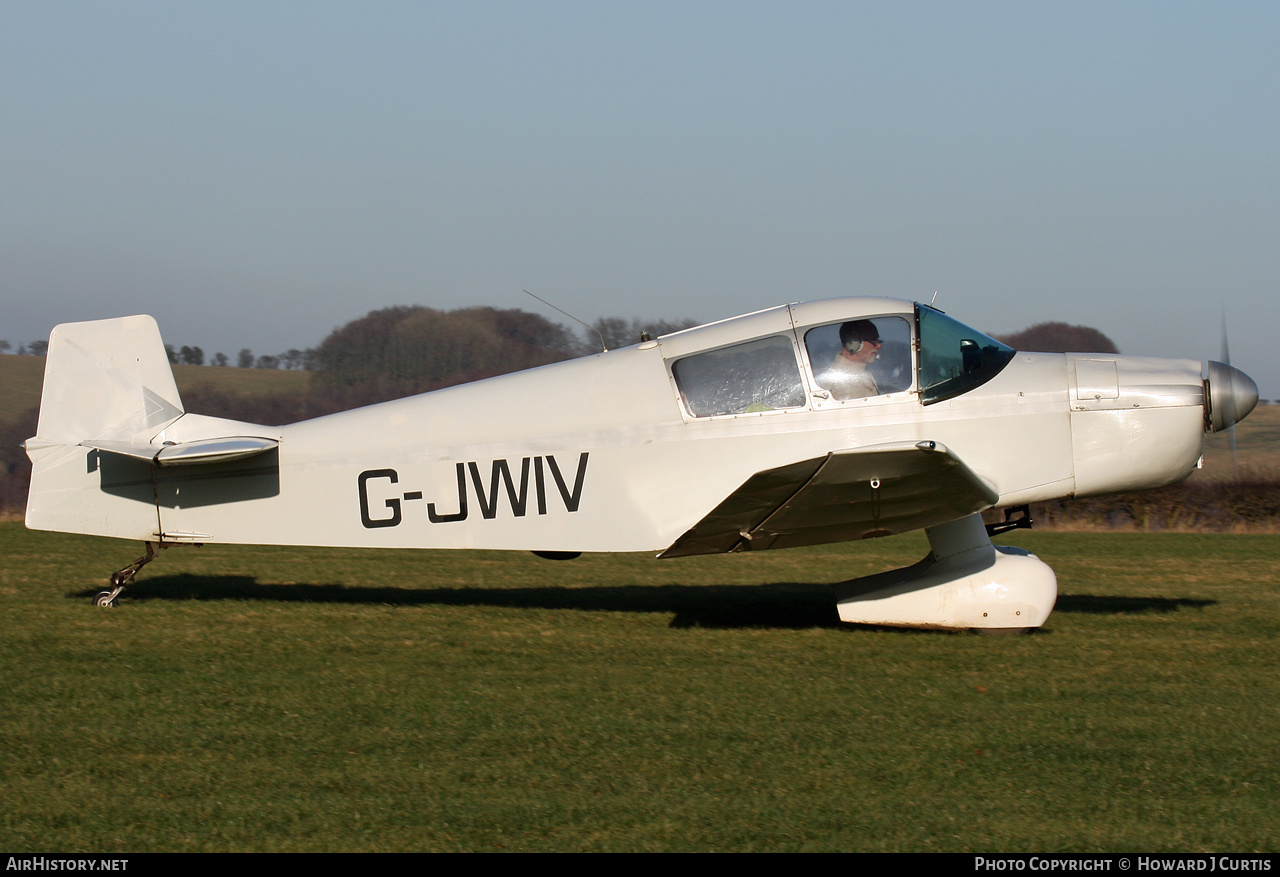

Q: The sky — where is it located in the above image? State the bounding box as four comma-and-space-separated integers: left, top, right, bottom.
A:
3, 1, 1278, 395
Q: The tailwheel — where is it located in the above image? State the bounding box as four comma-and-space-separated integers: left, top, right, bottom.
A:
96, 541, 162, 608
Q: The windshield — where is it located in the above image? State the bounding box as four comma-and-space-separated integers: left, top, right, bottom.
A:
916, 305, 1015, 404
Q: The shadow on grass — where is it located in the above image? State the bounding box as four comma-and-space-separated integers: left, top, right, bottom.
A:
78, 573, 847, 630
1055, 594, 1216, 614
72, 576, 1216, 630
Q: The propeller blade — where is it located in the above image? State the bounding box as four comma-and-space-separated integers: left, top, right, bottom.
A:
1221, 306, 1240, 476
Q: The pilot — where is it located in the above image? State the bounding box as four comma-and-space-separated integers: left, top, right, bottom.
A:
821, 320, 881, 400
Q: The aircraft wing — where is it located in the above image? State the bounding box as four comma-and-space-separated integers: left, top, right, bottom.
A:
659, 441, 999, 557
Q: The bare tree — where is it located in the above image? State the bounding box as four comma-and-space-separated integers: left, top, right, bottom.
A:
590, 316, 699, 350
310, 305, 583, 406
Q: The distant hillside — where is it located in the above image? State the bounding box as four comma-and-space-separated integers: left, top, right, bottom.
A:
0, 355, 44, 427
0, 356, 312, 428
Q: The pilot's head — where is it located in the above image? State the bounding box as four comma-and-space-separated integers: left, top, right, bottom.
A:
839, 320, 881, 357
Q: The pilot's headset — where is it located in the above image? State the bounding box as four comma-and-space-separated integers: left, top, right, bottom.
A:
839, 320, 880, 355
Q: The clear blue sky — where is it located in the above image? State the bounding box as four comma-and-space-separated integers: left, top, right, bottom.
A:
3, 1, 1278, 395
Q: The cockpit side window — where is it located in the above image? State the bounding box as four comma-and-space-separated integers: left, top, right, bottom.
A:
672, 334, 806, 417
804, 316, 912, 401
916, 305, 1016, 404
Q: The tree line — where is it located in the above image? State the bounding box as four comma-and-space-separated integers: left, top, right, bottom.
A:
162, 345, 318, 370
2, 308, 700, 376
3, 310, 1122, 428
2, 337, 315, 370
0, 340, 48, 356
173, 306, 697, 425
1, 312, 1119, 367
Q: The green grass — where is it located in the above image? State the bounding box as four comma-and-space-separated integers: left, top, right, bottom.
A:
2, 523, 1277, 852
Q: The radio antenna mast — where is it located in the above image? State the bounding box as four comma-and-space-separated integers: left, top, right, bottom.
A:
524, 289, 608, 352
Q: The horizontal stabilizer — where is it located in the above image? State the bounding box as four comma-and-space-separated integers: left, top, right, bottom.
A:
83, 436, 280, 467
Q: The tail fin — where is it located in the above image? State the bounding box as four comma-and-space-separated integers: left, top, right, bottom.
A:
25, 315, 184, 539
33, 315, 183, 445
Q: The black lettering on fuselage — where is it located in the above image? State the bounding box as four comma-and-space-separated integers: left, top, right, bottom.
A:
534, 456, 547, 515
470, 457, 529, 519
427, 462, 468, 523
546, 452, 588, 513
358, 453, 588, 528
358, 469, 402, 528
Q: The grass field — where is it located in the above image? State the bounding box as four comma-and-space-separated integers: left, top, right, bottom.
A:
2, 524, 1277, 852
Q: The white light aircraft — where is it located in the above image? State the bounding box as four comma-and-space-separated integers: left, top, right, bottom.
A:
23, 298, 1258, 631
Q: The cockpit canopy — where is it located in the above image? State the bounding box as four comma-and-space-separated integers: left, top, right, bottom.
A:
665, 299, 1016, 417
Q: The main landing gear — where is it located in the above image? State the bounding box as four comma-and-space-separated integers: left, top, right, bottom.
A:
834, 512, 1057, 633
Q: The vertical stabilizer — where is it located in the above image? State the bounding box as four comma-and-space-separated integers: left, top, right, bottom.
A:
34, 315, 183, 444
25, 315, 184, 539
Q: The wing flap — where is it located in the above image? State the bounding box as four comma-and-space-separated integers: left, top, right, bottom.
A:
660, 441, 998, 557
